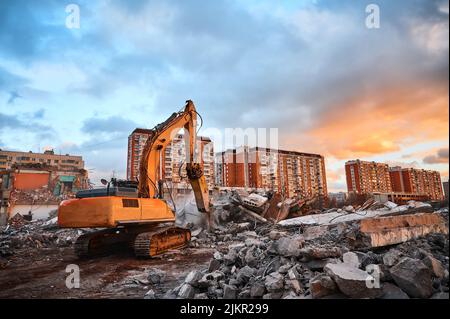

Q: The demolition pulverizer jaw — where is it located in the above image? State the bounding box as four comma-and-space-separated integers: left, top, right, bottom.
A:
186, 163, 203, 179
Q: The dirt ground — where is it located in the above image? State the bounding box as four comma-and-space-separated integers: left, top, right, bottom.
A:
0, 246, 214, 299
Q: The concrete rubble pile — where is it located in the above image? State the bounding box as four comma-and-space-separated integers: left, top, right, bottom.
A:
10, 186, 75, 205
0, 213, 88, 268
210, 189, 323, 226
150, 192, 449, 299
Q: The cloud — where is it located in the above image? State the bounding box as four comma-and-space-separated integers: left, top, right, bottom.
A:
81, 116, 140, 135
33, 108, 45, 119
0, 0, 448, 190
385, 160, 421, 169
0, 112, 54, 139
7, 90, 22, 104
0, 66, 26, 89
423, 148, 449, 164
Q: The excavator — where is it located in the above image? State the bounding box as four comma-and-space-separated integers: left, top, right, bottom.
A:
58, 100, 210, 258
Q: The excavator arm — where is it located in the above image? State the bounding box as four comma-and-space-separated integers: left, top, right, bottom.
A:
138, 100, 210, 213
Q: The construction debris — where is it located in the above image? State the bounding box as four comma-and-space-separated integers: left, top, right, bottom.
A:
146, 192, 449, 300
0, 213, 90, 265
0, 189, 448, 299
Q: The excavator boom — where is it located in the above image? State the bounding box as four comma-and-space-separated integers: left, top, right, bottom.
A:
138, 100, 209, 213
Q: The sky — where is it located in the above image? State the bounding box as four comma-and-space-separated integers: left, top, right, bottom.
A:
0, 0, 448, 191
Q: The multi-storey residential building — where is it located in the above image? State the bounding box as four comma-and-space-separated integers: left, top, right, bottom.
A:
345, 160, 392, 194
127, 128, 153, 182
345, 160, 444, 201
127, 129, 215, 189
389, 166, 444, 200
162, 134, 215, 189
0, 149, 84, 171
215, 147, 328, 199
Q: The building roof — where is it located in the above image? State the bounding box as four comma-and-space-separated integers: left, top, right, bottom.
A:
0, 149, 82, 159
131, 128, 154, 134
216, 147, 323, 158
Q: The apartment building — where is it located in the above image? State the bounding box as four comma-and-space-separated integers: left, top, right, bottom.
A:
0, 149, 84, 171
345, 160, 392, 194
126, 129, 215, 189
390, 166, 444, 200
215, 147, 328, 199
127, 128, 153, 183
345, 160, 444, 201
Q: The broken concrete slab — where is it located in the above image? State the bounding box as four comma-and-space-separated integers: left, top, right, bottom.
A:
360, 213, 448, 248
390, 257, 433, 298
324, 263, 383, 299
278, 208, 399, 227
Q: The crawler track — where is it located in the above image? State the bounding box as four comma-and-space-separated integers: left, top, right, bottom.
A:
73, 225, 191, 258
134, 227, 191, 257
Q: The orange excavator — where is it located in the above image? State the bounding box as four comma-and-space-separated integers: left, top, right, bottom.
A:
58, 100, 210, 258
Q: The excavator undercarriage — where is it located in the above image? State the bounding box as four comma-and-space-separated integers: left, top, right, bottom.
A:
74, 224, 191, 258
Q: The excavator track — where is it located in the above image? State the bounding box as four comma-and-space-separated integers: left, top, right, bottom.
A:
74, 228, 135, 258
133, 226, 191, 258
73, 225, 191, 258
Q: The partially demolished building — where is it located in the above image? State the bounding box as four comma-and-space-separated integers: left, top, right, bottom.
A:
0, 151, 88, 223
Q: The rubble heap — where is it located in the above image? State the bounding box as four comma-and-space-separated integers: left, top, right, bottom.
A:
10, 186, 75, 205
153, 192, 449, 299
0, 213, 89, 268
211, 189, 324, 225
160, 224, 448, 299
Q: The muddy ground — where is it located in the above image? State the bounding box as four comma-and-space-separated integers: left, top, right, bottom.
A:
0, 246, 214, 299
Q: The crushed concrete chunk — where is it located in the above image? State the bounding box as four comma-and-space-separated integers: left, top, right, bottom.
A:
382, 249, 402, 267
342, 252, 361, 268
300, 246, 342, 260
147, 268, 166, 284
275, 236, 304, 257
250, 281, 266, 298
178, 283, 195, 299
380, 283, 409, 299
184, 270, 203, 287
422, 255, 445, 279
324, 263, 382, 298
264, 272, 284, 292
223, 284, 237, 299
309, 274, 338, 299
390, 257, 433, 298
